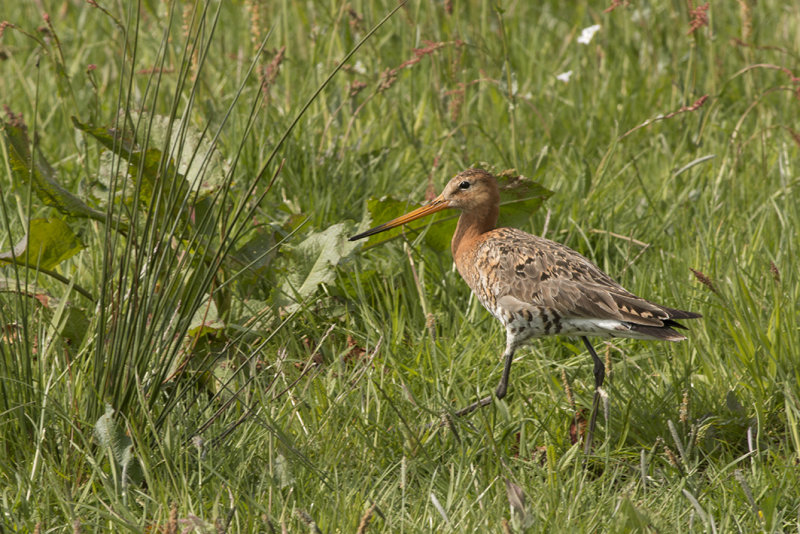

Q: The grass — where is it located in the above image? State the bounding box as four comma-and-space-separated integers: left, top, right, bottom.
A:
1, 0, 799, 531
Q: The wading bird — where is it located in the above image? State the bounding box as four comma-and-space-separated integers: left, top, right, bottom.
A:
349, 169, 700, 452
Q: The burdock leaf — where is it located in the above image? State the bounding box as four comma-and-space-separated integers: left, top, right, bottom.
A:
94, 405, 127, 463
2, 115, 112, 223
226, 226, 278, 296
496, 171, 554, 230
188, 295, 225, 337
132, 112, 229, 195
72, 116, 193, 221
94, 404, 144, 487
277, 223, 360, 312
72, 117, 163, 205
0, 218, 83, 270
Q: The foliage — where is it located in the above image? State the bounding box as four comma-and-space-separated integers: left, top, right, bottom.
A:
1, 0, 799, 532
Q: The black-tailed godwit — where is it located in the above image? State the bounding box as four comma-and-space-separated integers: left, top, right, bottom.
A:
349, 168, 701, 452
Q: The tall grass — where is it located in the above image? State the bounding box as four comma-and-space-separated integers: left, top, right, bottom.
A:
1, 0, 799, 531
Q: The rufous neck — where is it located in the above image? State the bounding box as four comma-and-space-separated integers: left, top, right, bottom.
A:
451, 205, 498, 258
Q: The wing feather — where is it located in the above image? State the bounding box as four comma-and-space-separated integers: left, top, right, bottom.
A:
466, 228, 695, 327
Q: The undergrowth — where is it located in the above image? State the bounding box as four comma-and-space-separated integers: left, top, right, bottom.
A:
1, 0, 799, 531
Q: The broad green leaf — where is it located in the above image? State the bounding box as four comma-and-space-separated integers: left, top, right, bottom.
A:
277, 223, 360, 312
129, 111, 229, 196
231, 226, 277, 271
423, 217, 458, 252
93, 404, 144, 487
72, 116, 168, 206
72, 116, 192, 221
85, 149, 138, 209
57, 306, 90, 349
495, 170, 553, 200
498, 196, 552, 230
1, 115, 117, 225
0, 278, 51, 304
188, 295, 225, 337
227, 226, 278, 297
495, 170, 554, 229
0, 218, 83, 270
74, 112, 228, 210
275, 453, 294, 489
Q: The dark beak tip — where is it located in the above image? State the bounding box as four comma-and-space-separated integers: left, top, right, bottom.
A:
349, 231, 370, 241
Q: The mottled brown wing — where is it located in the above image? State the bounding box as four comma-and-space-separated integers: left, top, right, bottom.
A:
477, 229, 677, 327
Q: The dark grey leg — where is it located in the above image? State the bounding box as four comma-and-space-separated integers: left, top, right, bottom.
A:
495, 348, 515, 399
581, 336, 605, 454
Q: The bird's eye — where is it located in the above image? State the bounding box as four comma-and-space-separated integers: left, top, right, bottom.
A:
459, 181, 471, 190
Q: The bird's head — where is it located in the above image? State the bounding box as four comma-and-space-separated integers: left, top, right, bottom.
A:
438, 168, 499, 212
348, 168, 499, 241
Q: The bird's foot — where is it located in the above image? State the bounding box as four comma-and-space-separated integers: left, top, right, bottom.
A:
425, 393, 496, 431
454, 394, 494, 417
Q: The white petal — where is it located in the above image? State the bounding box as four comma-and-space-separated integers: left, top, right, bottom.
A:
577, 24, 601, 45
556, 70, 573, 82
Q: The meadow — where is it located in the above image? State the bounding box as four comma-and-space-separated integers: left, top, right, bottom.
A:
1, 0, 799, 531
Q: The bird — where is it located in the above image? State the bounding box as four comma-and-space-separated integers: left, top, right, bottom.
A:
349, 168, 701, 452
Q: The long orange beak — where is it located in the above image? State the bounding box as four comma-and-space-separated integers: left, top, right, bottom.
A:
349, 195, 451, 241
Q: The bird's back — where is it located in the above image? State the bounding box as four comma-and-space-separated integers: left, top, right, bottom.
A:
454, 227, 700, 344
